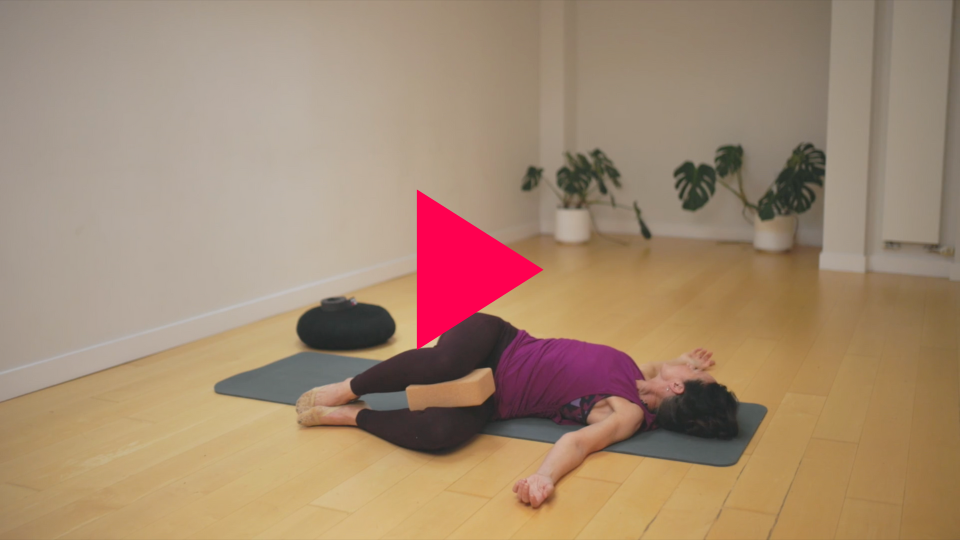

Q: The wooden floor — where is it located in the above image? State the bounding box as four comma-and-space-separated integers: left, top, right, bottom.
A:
1, 235, 958, 540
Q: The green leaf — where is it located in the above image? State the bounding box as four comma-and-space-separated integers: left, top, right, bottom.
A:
606, 166, 622, 188
521, 166, 543, 191
560, 152, 596, 198
757, 190, 780, 220
772, 143, 825, 215
640, 218, 652, 239
554, 148, 633, 217
757, 201, 775, 220
714, 145, 743, 178
673, 162, 717, 211
594, 171, 608, 195
634, 201, 652, 239
588, 149, 606, 169
589, 149, 623, 189
575, 153, 592, 172
557, 166, 577, 195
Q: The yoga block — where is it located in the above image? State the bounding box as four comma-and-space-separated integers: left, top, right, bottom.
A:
406, 368, 495, 411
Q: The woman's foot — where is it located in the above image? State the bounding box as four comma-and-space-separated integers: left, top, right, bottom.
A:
297, 402, 369, 427
296, 378, 359, 414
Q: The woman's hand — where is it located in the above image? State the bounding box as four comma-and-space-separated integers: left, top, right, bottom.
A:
513, 474, 555, 508
679, 348, 715, 371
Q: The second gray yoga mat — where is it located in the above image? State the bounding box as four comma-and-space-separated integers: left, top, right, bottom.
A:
215, 352, 766, 467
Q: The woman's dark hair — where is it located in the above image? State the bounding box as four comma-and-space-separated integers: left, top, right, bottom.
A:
657, 380, 739, 439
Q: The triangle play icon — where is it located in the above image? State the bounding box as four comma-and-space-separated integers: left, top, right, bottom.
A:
417, 191, 542, 348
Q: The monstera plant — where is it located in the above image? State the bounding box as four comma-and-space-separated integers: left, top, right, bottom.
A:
523, 149, 651, 244
674, 143, 825, 251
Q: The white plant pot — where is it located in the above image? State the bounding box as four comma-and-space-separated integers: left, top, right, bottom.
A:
753, 214, 797, 252
554, 207, 592, 244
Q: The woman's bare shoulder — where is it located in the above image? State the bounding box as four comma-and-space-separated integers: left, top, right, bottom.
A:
604, 396, 645, 424
603, 396, 640, 410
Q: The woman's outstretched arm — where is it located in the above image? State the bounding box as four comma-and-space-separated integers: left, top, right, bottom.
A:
513, 407, 644, 508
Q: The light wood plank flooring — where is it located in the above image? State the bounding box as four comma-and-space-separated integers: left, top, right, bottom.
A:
1, 235, 958, 539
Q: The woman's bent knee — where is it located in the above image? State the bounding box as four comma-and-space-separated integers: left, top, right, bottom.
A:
413, 412, 477, 450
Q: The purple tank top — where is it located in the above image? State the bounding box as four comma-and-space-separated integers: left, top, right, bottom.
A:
493, 330, 657, 431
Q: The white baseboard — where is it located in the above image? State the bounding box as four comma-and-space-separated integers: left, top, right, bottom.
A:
491, 221, 541, 245
0, 255, 415, 403
586, 217, 824, 247
819, 252, 867, 273
867, 254, 951, 278
0, 222, 541, 403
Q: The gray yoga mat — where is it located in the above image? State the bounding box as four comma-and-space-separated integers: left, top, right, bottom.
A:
215, 352, 766, 467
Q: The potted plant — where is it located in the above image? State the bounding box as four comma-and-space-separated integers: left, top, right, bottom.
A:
673, 143, 825, 252
522, 149, 651, 244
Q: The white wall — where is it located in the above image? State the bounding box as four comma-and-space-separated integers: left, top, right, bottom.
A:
0, 0, 541, 401
822, 0, 960, 278
566, 0, 831, 244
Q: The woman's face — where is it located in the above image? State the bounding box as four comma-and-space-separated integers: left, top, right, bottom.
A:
656, 363, 716, 396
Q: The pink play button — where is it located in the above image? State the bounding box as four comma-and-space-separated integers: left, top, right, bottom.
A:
417, 191, 542, 348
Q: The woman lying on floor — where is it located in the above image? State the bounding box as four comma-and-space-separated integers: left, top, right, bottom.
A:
295, 313, 739, 508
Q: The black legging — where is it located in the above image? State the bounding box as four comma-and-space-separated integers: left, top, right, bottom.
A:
350, 313, 518, 451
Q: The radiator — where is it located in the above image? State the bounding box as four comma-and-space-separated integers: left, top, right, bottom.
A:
881, 0, 953, 245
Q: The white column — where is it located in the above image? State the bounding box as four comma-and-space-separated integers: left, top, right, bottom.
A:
538, 0, 577, 234
819, 0, 876, 273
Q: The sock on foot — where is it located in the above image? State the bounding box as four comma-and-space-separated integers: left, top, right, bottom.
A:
295, 379, 357, 414
297, 402, 368, 427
